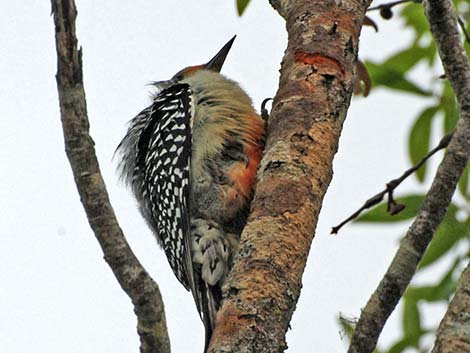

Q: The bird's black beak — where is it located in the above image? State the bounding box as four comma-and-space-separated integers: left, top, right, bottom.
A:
204, 35, 236, 72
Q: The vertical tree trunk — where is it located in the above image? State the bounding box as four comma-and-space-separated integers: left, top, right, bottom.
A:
209, 1, 371, 351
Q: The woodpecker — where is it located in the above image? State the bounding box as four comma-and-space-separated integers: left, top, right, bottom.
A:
115, 36, 265, 350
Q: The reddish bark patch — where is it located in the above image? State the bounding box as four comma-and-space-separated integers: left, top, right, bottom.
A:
294, 51, 345, 75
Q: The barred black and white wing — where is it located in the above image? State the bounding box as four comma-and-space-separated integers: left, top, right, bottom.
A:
116, 84, 196, 297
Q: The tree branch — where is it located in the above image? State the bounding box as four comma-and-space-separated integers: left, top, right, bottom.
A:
348, 0, 470, 352
431, 260, 470, 352
208, 0, 372, 351
368, 0, 419, 12
51, 1, 170, 352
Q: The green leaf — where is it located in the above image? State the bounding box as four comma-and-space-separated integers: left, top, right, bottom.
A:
365, 61, 432, 96
458, 163, 470, 200
236, 0, 250, 15
337, 315, 385, 353
419, 207, 469, 269
433, 274, 458, 302
443, 99, 459, 132
337, 315, 355, 341
405, 285, 437, 302
386, 335, 418, 353
406, 260, 459, 302
400, 3, 428, 42
408, 106, 438, 182
356, 194, 425, 223
406, 280, 456, 303
402, 298, 421, 343
424, 41, 437, 66
429, 260, 459, 302
441, 82, 459, 132
383, 46, 433, 74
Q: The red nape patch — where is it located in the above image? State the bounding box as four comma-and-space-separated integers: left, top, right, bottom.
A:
183, 65, 205, 76
294, 51, 345, 75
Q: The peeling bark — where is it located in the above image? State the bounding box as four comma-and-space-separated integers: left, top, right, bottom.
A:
208, 1, 371, 351
51, 1, 170, 352
348, 1, 470, 352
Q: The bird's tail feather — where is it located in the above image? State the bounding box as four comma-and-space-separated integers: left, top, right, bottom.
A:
202, 281, 221, 353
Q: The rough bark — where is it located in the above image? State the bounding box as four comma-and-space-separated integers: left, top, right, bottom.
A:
348, 1, 470, 352
431, 261, 470, 353
51, 1, 171, 352
208, 1, 371, 351
426, 0, 470, 350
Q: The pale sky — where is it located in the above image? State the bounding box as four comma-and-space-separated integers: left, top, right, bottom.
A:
1, 1, 450, 352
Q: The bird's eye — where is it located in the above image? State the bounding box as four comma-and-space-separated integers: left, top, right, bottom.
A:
173, 73, 184, 81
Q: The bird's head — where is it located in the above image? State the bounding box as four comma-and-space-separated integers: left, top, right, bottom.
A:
151, 36, 236, 92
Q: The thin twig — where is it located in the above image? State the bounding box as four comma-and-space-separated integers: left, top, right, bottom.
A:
347, 0, 470, 352
368, 0, 420, 12
50, 1, 171, 352
261, 97, 273, 123
457, 16, 470, 44
331, 132, 453, 234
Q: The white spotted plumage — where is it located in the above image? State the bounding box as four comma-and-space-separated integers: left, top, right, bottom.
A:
115, 83, 195, 293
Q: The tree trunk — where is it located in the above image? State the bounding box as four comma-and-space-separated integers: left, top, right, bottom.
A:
208, 1, 371, 351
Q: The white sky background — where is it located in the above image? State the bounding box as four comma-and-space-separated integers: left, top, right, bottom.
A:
1, 1, 451, 352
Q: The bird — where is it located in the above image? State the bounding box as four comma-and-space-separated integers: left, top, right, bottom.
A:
115, 36, 265, 351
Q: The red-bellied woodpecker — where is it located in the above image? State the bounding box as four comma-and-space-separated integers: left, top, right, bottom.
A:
115, 36, 265, 350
